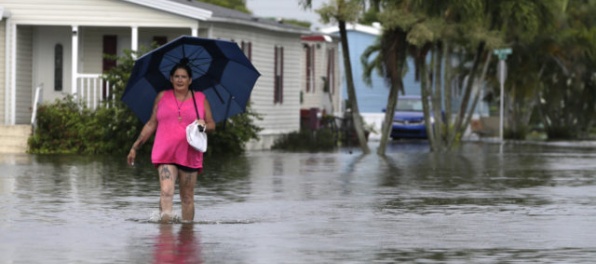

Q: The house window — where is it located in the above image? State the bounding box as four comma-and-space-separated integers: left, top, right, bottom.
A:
54, 44, 63, 91
241, 41, 252, 61
103, 35, 118, 72
326, 47, 335, 94
305, 44, 315, 93
153, 36, 168, 46
274, 46, 284, 104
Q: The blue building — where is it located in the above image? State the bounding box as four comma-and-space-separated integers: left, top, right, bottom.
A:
321, 23, 490, 140
321, 23, 419, 114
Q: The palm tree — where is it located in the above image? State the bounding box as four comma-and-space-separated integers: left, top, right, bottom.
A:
360, 0, 493, 152
361, 25, 408, 155
458, 0, 565, 140
533, 0, 596, 139
372, 1, 562, 151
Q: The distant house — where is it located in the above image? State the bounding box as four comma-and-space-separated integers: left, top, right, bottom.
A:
321, 23, 491, 140
321, 23, 419, 114
321, 23, 421, 140
0, 0, 312, 151
299, 34, 342, 128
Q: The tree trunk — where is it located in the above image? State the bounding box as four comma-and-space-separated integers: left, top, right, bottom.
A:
462, 50, 492, 139
339, 20, 370, 154
450, 42, 486, 143
444, 43, 455, 149
432, 43, 444, 152
377, 78, 402, 155
420, 55, 434, 151
377, 29, 407, 155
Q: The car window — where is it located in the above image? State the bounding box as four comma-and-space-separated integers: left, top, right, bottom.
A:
396, 98, 423, 112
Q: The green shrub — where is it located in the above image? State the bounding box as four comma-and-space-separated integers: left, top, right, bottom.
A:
272, 128, 338, 152
28, 95, 90, 154
207, 105, 262, 156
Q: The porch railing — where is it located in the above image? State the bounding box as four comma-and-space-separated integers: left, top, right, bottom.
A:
76, 74, 113, 110
31, 83, 43, 129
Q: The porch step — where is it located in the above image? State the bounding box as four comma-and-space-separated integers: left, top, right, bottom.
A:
0, 125, 31, 153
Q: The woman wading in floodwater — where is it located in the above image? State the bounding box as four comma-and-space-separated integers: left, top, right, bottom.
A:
127, 63, 215, 223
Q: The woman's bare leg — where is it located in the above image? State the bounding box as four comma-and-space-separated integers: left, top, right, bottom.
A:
178, 170, 198, 223
158, 164, 178, 223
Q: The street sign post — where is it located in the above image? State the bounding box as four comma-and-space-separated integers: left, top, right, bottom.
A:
493, 48, 512, 143
494, 48, 512, 60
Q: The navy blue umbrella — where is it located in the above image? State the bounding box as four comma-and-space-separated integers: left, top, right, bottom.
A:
122, 35, 260, 123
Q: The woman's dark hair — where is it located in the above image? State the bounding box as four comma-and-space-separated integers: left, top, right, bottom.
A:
169, 63, 193, 79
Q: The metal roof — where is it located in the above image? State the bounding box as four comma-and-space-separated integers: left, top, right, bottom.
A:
320, 23, 382, 36
166, 0, 312, 34
123, 0, 212, 20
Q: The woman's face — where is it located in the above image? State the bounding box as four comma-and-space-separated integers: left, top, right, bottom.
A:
170, 68, 192, 90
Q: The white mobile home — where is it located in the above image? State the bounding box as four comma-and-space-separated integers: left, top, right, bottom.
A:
0, 0, 313, 152
300, 34, 342, 121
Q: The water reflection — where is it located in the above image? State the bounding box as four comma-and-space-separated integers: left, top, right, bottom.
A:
200, 154, 252, 204
374, 145, 558, 216
2, 142, 596, 263
372, 248, 596, 263
152, 224, 202, 264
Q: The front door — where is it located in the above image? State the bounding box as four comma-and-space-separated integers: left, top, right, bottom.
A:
102, 35, 117, 99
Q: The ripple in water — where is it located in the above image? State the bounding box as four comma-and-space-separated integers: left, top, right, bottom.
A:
125, 211, 259, 225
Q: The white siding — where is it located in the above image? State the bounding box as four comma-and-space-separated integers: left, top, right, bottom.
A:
137, 28, 191, 49
81, 27, 194, 75
30, 26, 195, 105
1, 0, 197, 28
207, 24, 302, 138
15, 26, 33, 124
300, 41, 341, 114
80, 27, 131, 74
0, 20, 5, 124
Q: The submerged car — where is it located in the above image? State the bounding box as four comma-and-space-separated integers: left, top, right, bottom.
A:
390, 95, 432, 139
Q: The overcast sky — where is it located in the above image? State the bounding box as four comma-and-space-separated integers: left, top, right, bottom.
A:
245, 0, 330, 30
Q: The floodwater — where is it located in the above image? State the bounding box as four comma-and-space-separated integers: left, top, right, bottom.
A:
2, 141, 596, 263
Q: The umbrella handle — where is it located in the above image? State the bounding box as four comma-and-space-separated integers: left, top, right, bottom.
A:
224, 94, 233, 121
222, 94, 233, 129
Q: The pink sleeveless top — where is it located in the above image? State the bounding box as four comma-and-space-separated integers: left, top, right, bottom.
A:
152, 90, 205, 169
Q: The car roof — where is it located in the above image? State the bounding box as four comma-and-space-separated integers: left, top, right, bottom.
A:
399, 95, 421, 99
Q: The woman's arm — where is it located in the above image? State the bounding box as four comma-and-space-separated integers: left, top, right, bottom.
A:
201, 98, 216, 132
127, 92, 163, 165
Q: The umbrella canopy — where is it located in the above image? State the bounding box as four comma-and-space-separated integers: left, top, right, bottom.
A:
122, 35, 261, 123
